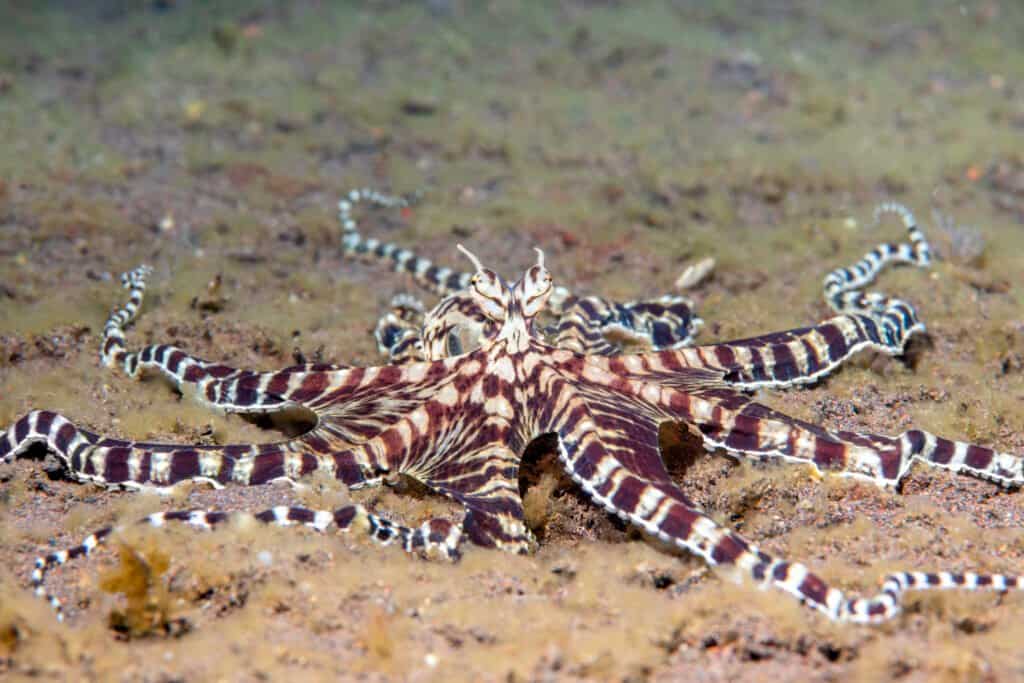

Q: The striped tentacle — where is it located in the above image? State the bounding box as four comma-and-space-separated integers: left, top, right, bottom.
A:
633, 202, 931, 390
123, 345, 350, 415
375, 313, 426, 362
336, 187, 567, 311
0, 410, 376, 491
570, 350, 1024, 488
101, 264, 349, 415
551, 294, 703, 355
0, 409, 241, 489
547, 371, 1022, 622
0, 410, 99, 469
584, 348, 1024, 490
190, 362, 354, 414
601, 202, 930, 388
625, 296, 703, 350
101, 264, 153, 370
2, 357, 491, 492
544, 379, 847, 618
374, 294, 428, 362
549, 297, 621, 356
679, 309, 922, 390
388, 292, 427, 324
32, 504, 463, 620
339, 189, 471, 297
823, 202, 932, 317
347, 354, 534, 553
677, 387, 1024, 488
0, 410, 169, 488
893, 428, 1024, 488
558, 426, 1021, 622
419, 444, 534, 554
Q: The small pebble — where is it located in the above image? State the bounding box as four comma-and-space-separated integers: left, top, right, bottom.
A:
674, 256, 715, 290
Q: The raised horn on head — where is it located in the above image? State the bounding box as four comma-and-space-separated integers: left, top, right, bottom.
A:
456, 243, 486, 273
456, 243, 509, 322
534, 247, 545, 269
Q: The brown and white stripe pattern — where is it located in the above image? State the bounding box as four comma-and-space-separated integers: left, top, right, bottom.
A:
550, 293, 702, 355
373, 294, 428, 361
6, 200, 1023, 626
101, 264, 153, 371
658, 306, 922, 391
0, 408, 368, 492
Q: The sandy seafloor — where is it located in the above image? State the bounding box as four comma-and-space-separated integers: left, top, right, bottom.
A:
3, 1, 1024, 681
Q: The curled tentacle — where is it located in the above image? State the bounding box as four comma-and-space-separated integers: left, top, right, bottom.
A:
32, 504, 464, 620
823, 202, 932, 317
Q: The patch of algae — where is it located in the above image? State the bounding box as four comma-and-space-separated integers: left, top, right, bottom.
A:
98, 538, 181, 639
